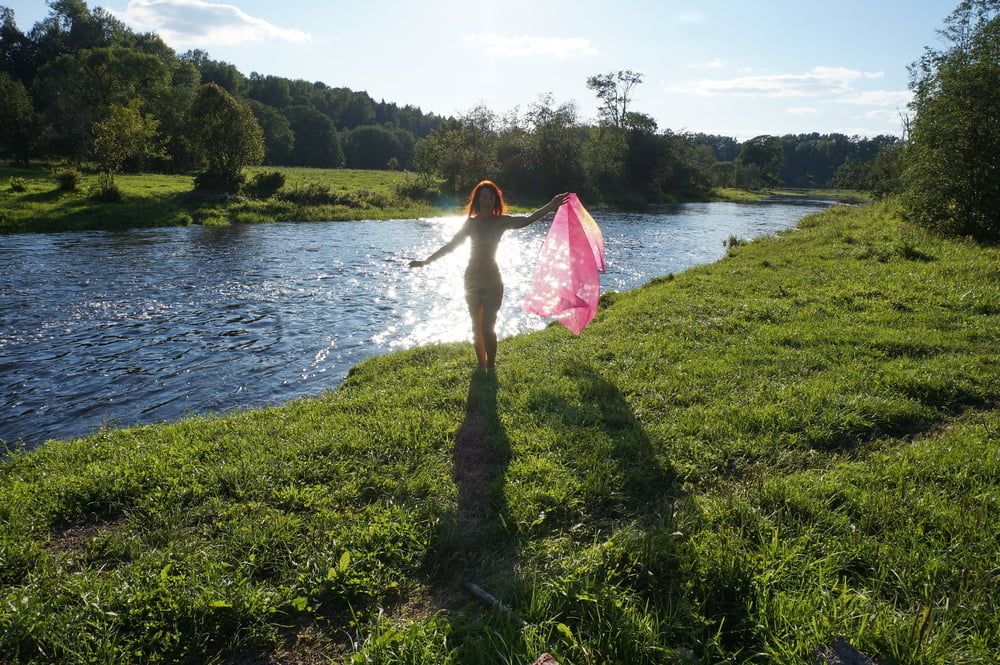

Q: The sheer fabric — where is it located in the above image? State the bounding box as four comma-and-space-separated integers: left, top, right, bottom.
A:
523, 194, 605, 335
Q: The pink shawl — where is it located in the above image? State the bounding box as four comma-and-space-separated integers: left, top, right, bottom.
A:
523, 194, 605, 335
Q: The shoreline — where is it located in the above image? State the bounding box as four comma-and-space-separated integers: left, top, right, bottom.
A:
1, 165, 866, 234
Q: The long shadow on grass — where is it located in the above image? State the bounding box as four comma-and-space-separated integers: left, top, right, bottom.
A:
423, 370, 527, 653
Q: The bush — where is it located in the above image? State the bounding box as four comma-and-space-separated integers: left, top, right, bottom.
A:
87, 173, 123, 203
355, 189, 392, 208
52, 167, 80, 191
194, 170, 246, 193
245, 170, 286, 199
393, 173, 441, 202
8, 177, 26, 192
277, 182, 335, 205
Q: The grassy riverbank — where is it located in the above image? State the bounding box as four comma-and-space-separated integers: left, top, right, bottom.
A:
712, 187, 871, 204
0, 166, 453, 233
1, 201, 998, 663
2, 164, 870, 234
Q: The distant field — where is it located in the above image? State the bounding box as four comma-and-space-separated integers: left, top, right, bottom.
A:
0, 166, 454, 233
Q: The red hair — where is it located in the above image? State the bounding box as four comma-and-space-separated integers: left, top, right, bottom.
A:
464, 180, 508, 217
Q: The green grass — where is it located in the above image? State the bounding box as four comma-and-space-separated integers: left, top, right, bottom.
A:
0, 166, 457, 233
1, 201, 997, 663
712, 187, 872, 204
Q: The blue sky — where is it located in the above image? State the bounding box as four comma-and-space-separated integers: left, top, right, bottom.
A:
9, 0, 959, 138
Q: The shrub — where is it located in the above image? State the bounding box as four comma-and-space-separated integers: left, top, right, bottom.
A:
89, 173, 124, 203
277, 182, 335, 205
354, 188, 391, 208
393, 173, 441, 202
194, 170, 246, 192
52, 167, 80, 191
8, 177, 26, 192
245, 170, 286, 199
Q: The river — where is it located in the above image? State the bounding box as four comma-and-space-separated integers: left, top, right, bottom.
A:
0, 200, 831, 447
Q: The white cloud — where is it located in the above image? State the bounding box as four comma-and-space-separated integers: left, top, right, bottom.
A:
111, 0, 312, 48
689, 66, 885, 97
836, 89, 914, 107
786, 106, 819, 115
683, 58, 724, 70
462, 34, 597, 58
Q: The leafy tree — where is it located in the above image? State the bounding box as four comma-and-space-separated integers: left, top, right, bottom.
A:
344, 124, 406, 169
525, 94, 586, 197
181, 49, 246, 96
586, 70, 644, 128
153, 59, 200, 171
832, 156, 872, 190
248, 100, 294, 165
187, 83, 263, 188
33, 46, 169, 160
0, 6, 33, 83
904, 0, 999, 239
0, 70, 34, 164
283, 105, 344, 167
92, 98, 162, 186
693, 133, 741, 162
415, 105, 498, 193
869, 143, 904, 199
739, 135, 784, 186
581, 125, 629, 202
248, 73, 291, 108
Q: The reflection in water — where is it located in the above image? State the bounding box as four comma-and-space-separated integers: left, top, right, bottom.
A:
0, 201, 829, 447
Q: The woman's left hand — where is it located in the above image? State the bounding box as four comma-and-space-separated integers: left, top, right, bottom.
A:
547, 192, 570, 212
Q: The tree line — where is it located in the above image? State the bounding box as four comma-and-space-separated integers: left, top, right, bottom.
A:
0, 0, 443, 179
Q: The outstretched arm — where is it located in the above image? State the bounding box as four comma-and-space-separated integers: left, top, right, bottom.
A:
504, 193, 570, 229
408, 220, 470, 267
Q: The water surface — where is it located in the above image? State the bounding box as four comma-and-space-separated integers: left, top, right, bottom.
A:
0, 200, 830, 447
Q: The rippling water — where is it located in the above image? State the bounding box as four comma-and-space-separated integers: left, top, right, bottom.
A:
0, 200, 830, 447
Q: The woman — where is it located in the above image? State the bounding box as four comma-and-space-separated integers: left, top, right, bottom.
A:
409, 181, 568, 373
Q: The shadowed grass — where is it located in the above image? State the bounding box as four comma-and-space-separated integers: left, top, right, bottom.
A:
0, 200, 997, 663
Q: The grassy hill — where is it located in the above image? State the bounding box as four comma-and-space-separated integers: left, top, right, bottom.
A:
0, 200, 996, 663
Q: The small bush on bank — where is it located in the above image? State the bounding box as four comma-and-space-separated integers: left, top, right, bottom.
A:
277, 181, 335, 205
8, 177, 26, 192
244, 171, 286, 199
393, 173, 441, 202
89, 174, 124, 203
194, 170, 245, 193
52, 167, 80, 191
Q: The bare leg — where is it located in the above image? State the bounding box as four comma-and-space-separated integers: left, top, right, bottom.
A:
482, 303, 500, 371
467, 296, 488, 369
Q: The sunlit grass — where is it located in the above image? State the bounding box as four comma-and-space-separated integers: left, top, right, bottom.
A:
0, 200, 997, 663
0, 165, 455, 233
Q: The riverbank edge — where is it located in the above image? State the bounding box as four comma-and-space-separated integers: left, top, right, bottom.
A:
1, 199, 997, 663
1, 164, 867, 233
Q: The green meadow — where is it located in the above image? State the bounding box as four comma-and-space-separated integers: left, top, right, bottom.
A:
0, 166, 453, 233
0, 201, 997, 663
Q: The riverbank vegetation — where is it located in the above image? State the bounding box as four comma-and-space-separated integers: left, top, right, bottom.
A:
0, 165, 453, 233
1, 201, 997, 663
